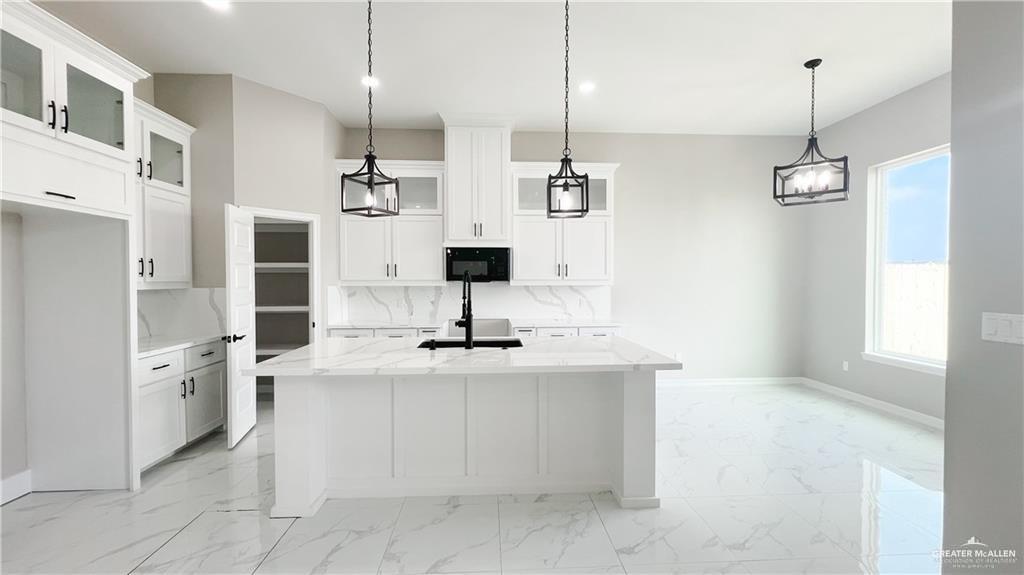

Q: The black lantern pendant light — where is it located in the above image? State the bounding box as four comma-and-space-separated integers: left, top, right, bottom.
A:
773, 59, 849, 206
341, 0, 399, 217
547, 0, 589, 219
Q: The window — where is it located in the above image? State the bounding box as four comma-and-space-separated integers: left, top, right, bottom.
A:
865, 146, 950, 373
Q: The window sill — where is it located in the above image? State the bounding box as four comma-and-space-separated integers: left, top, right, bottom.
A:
861, 351, 946, 377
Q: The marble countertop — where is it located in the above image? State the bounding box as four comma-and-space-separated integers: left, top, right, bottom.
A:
138, 334, 225, 358
327, 318, 621, 330
245, 335, 680, 377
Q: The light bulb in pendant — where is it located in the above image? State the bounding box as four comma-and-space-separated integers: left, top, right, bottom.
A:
560, 184, 572, 208
365, 191, 375, 207
817, 171, 831, 189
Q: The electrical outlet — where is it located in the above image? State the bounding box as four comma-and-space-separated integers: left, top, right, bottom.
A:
842, 360, 849, 372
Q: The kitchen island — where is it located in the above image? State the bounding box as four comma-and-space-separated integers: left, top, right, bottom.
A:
247, 335, 681, 517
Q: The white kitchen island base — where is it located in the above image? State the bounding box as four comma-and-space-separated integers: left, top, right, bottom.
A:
250, 336, 680, 518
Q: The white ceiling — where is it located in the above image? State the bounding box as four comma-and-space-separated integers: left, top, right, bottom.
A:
39, 1, 952, 135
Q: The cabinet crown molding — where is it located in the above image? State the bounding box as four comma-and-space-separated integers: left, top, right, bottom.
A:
136, 99, 196, 135
4, 1, 149, 82
439, 113, 516, 129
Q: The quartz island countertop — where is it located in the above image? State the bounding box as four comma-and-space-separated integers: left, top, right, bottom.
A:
245, 335, 680, 377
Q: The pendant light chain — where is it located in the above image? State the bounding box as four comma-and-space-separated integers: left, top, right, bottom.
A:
809, 65, 816, 138
364, 0, 372, 152
562, 0, 571, 158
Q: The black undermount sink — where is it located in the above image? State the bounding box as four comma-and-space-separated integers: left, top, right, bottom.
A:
418, 338, 523, 350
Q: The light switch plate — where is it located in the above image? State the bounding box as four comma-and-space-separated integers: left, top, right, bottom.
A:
981, 312, 1024, 345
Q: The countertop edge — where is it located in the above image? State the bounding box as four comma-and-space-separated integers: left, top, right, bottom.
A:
244, 364, 683, 377
138, 334, 226, 359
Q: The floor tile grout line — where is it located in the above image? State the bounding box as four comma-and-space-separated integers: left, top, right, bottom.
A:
126, 510, 206, 574
250, 516, 297, 574
376, 496, 407, 575
588, 492, 627, 574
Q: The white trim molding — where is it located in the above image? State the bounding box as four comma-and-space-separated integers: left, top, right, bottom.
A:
656, 376, 804, 388
861, 351, 946, 377
1, 470, 32, 504
800, 377, 944, 430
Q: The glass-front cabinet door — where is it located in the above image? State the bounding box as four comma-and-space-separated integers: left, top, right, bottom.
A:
0, 22, 54, 135
144, 122, 186, 191
55, 47, 132, 160
513, 162, 615, 215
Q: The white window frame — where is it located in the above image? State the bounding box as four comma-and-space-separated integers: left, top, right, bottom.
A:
863, 144, 951, 376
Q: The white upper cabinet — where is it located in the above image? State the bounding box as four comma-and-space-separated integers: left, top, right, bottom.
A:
1, 3, 148, 216
340, 215, 443, 286
443, 119, 512, 245
135, 99, 195, 289
511, 162, 617, 286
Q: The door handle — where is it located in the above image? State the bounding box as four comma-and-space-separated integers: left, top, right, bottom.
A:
47, 101, 56, 129
231, 334, 246, 342
137, 158, 143, 178
138, 258, 144, 277
386, 263, 390, 277
189, 376, 195, 396
180, 379, 186, 399
60, 105, 68, 133
394, 263, 397, 277
148, 258, 154, 277
565, 264, 569, 278
479, 222, 483, 237
557, 263, 561, 277
146, 161, 153, 180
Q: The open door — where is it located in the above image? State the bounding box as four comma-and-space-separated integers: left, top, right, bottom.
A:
224, 204, 257, 447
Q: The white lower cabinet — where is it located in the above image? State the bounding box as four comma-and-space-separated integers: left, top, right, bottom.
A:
138, 374, 188, 469
340, 215, 443, 285
536, 327, 578, 338
185, 362, 226, 442
137, 343, 226, 469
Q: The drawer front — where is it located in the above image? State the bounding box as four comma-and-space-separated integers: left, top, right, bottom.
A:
2, 136, 130, 215
513, 327, 537, 337
185, 341, 226, 371
328, 328, 375, 339
138, 350, 185, 386
375, 328, 418, 338
536, 327, 579, 338
578, 326, 620, 337
418, 327, 440, 338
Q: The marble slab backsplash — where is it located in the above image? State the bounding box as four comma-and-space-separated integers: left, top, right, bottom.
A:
138, 288, 226, 339
327, 284, 612, 326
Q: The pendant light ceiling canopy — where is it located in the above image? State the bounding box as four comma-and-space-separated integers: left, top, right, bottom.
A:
773, 59, 849, 206
341, 0, 399, 218
547, 0, 589, 219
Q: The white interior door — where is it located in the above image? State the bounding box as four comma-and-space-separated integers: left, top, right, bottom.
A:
224, 204, 257, 448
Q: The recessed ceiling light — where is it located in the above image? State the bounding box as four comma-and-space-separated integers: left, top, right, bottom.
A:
361, 75, 380, 89
202, 0, 231, 12
579, 81, 596, 94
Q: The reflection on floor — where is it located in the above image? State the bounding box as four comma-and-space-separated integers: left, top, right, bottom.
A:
1, 384, 944, 574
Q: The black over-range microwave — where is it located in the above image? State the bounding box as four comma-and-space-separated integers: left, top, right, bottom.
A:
445, 247, 510, 282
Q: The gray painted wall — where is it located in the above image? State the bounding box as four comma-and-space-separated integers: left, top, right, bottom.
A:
1, 212, 28, 480
943, 1, 1024, 568
153, 74, 236, 288
802, 74, 951, 419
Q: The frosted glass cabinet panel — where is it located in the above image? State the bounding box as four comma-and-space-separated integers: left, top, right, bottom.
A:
515, 173, 609, 213
65, 64, 125, 151
1, 30, 44, 122
149, 131, 184, 188
398, 176, 441, 213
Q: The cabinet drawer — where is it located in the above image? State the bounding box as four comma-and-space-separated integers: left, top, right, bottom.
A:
2, 136, 130, 215
375, 328, 418, 338
536, 327, 579, 338
137, 350, 185, 386
578, 326, 620, 337
418, 327, 440, 338
185, 341, 225, 371
328, 328, 375, 339
513, 327, 537, 337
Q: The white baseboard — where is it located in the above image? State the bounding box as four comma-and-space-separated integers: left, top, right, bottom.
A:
657, 376, 804, 388
1, 470, 32, 504
798, 377, 944, 430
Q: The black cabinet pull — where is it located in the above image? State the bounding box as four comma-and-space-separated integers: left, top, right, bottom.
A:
180, 380, 186, 399
47, 101, 56, 129
60, 105, 68, 133
565, 264, 569, 278
231, 334, 246, 342
148, 258, 154, 277
189, 376, 195, 396
386, 263, 390, 277
394, 263, 398, 277
151, 363, 170, 371
138, 258, 144, 277
200, 351, 214, 357
44, 191, 76, 200
146, 161, 153, 180
136, 158, 143, 178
